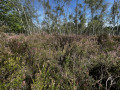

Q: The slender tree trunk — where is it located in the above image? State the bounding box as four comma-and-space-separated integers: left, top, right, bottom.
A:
16, 2, 25, 34
91, 10, 94, 35
76, 0, 78, 35
117, 0, 119, 35
21, 5, 30, 34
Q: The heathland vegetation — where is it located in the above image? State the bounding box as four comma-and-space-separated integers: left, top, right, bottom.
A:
0, 33, 120, 89
0, 0, 120, 90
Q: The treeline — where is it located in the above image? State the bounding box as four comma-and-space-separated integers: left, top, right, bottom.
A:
0, 0, 120, 35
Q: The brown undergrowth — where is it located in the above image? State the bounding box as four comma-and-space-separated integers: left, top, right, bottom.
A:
0, 33, 120, 90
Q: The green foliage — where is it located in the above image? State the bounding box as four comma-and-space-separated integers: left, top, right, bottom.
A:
0, 0, 37, 34
0, 56, 23, 89
87, 19, 104, 34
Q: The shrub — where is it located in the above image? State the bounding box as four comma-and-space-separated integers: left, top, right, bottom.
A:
0, 33, 120, 90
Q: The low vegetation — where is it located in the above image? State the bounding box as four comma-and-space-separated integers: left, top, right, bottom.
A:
0, 32, 120, 90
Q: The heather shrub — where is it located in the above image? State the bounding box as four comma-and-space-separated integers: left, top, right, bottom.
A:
0, 33, 120, 90
8, 38, 28, 55
88, 55, 120, 90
